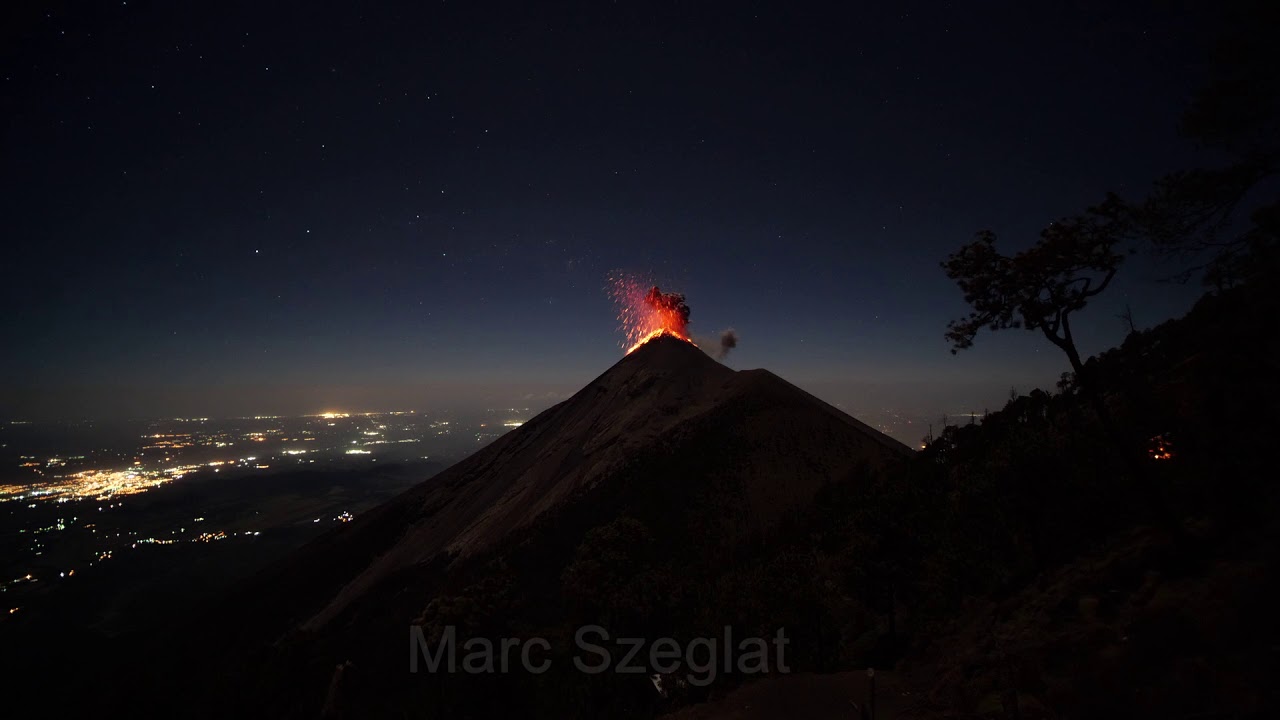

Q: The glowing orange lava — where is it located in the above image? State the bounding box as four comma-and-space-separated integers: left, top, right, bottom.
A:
609, 275, 696, 353
624, 327, 695, 354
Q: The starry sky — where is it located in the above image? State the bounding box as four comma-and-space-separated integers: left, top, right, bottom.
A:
2, 1, 1219, 436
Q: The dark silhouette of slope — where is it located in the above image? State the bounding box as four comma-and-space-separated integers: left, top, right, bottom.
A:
659, 277, 1280, 719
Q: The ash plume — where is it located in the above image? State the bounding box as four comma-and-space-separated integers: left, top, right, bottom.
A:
698, 328, 739, 359
718, 328, 738, 357
643, 286, 691, 328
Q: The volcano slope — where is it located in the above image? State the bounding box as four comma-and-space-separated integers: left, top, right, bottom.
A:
157, 334, 912, 718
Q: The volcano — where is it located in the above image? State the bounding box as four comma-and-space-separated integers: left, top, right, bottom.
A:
164, 334, 913, 717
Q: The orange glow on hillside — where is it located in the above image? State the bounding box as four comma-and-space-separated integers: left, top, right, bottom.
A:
625, 328, 696, 354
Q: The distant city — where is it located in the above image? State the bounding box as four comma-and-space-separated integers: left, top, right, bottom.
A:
0, 409, 530, 622
1, 409, 532, 502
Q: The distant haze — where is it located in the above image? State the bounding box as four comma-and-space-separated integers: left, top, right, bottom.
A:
2, 368, 1065, 448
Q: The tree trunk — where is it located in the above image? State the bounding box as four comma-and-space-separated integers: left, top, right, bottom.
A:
1045, 318, 1177, 532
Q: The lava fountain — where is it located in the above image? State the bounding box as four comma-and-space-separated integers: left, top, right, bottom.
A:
609, 274, 696, 353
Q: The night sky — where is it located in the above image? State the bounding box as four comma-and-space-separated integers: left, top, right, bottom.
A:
2, 2, 1215, 433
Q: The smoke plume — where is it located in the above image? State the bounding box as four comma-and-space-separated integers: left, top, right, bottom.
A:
696, 328, 738, 359
718, 329, 738, 357
643, 286, 691, 331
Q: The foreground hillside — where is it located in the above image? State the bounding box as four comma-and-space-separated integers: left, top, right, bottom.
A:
667, 276, 1280, 719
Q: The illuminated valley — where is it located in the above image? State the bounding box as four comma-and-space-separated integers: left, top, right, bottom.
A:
0, 410, 527, 627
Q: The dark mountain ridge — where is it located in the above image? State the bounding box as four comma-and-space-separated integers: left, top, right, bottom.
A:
154, 334, 911, 717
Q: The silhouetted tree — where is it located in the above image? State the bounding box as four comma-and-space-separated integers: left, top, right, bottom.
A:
1116, 304, 1137, 336
942, 198, 1128, 384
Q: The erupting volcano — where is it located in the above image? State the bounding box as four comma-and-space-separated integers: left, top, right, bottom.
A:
609, 274, 696, 353
161, 308, 914, 718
